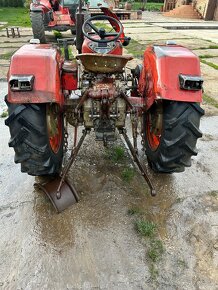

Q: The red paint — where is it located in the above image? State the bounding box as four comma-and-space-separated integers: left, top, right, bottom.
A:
146, 114, 160, 151
31, 1, 75, 27
138, 45, 202, 110
8, 44, 64, 105
82, 37, 123, 55
100, 7, 125, 42
49, 114, 63, 154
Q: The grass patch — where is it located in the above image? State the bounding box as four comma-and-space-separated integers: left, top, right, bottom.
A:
149, 263, 159, 280
60, 46, 74, 59
0, 111, 8, 118
199, 54, 217, 59
147, 239, 164, 262
196, 45, 218, 50
203, 94, 218, 109
0, 51, 15, 60
177, 258, 188, 269
135, 219, 156, 237
208, 45, 218, 49
106, 145, 126, 162
208, 190, 218, 198
125, 39, 145, 58
121, 167, 135, 182
94, 22, 111, 31
131, 2, 163, 11
200, 59, 218, 70
0, 8, 31, 28
53, 30, 62, 39
127, 207, 143, 215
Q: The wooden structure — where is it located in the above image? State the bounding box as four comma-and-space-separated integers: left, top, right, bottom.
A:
163, 0, 218, 20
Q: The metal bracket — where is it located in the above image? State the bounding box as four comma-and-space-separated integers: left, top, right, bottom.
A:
121, 128, 156, 197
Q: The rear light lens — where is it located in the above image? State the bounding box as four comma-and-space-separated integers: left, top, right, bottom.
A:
9, 75, 35, 91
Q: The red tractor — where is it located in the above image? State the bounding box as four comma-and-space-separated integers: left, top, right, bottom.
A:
30, 0, 88, 43
5, 7, 204, 212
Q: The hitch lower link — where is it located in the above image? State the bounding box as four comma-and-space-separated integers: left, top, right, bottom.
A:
121, 128, 156, 197
36, 124, 156, 213
35, 129, 87, 213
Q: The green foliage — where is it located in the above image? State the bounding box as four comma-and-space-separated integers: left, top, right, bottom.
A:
0, 111, 8, 118
53, 30, 62, 39
121, 167, 135, 182
149, 263, 159, 280
208, 191, 218, 197
125, 39, 145, 58
106, 145, 126, 162
200, 59, 218, 70
131, 2, 163, 11
135, 219, 156, 237
147, 239, 164, 262
1, 51, 16, 60
0, 0, 24, 7
203, 94, 218, 109
127, 207, 143, 215
199, 54, 217, 59
0, 8, 31, 27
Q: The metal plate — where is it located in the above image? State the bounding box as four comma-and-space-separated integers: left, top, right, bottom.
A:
76, 53, 133, 73
36, 177, 79, 213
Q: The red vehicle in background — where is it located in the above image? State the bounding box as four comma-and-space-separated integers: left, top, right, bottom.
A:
30, 0, 88, 43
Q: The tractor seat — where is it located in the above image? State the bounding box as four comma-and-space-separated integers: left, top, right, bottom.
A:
76, 53, 133, 73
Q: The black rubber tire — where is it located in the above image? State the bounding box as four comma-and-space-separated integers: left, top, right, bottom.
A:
143, 101, 204, 173
5, 102, 64, 176
30, 12, 46, 44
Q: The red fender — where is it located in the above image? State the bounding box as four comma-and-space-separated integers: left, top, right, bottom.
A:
7, 44, 64, 105
138, 45, 203, 110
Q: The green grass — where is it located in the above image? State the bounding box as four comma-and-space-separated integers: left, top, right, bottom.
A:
199, 54, 216, 59
0, 8, 31, 28
0, 50, 16, 60
203, 94, 218, 109
53, 30, 62, 39
94, 22, 111, 31
208, 190, 218, 198
131, 2, 163, 11
127, 207, 143, 215
147, 239, 164, 262
125, 39, 145, 58
196, 45, 218, 50
106, 145, 126, 162
149, 263, 159, 280
121, 167, 135, 182
177, 258, 188, 269
200, 59, 218, 70
135, 219, 156, 237
0, 111, 8, 118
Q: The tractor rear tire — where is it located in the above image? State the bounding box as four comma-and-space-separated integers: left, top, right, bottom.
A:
143, 101, 204, 173
30, 12, 46, 44
5, 102, 64, 176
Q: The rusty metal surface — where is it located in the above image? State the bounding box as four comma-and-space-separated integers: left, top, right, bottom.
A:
76, 53, 133, 73
36, 178, 79, 213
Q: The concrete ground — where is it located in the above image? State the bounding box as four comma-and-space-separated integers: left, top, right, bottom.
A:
0, 11, 218, 290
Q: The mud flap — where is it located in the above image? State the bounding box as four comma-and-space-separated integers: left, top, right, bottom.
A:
36, 177, 79, 213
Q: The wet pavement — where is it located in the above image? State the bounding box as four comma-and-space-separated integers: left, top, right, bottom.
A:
0, 11, 218, 290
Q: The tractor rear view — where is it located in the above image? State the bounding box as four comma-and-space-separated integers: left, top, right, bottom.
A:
5, 7, 204, 212
30, 0, 88, 43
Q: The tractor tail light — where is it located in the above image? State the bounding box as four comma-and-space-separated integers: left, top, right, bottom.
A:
9, 75, 34, 92
179, 74, 203, 91
62, 61, 78, 91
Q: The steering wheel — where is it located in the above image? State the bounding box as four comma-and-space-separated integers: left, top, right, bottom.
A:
82, 15, 123, 43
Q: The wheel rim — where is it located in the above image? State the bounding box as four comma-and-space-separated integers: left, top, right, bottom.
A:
145, 103, 163, 151
46, 105, 63, 154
